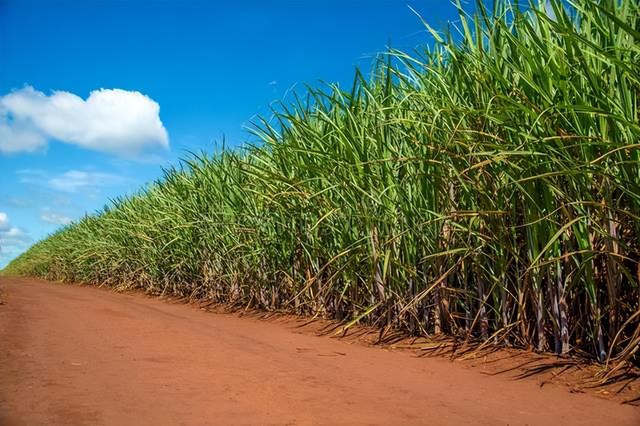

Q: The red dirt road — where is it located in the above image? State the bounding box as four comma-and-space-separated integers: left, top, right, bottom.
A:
0, 278, 638, 425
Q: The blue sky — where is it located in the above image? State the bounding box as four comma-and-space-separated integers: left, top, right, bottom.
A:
0, 0, 464, 268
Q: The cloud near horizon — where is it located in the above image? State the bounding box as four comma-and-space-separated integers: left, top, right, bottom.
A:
0, 212, 32, 258
40, 208, 73, 226
18, 168, 132, 194
0, 86, 169, 157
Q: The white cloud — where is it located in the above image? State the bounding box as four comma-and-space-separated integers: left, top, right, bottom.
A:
40, 209, 73, 225
48, 170, 127, 193
3, 227, 24, 238
0, 212, 31, 258
0, 212, 8, 230
0, 86, 169, 157
19, 168, 131, 193
0, 122, 46, 153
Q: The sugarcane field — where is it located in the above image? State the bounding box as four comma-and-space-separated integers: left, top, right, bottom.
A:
1, 1, 639, 424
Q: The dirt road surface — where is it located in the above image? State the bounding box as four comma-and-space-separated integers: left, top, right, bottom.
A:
1, 277, 638, 425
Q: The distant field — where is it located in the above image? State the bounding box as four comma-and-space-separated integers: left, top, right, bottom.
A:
3, 0, 639, 371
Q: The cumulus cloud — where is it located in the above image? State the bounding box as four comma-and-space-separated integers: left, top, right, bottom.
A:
0, 86, 169, 157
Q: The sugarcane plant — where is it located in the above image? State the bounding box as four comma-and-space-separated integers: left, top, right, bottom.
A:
3, 0, 639, 370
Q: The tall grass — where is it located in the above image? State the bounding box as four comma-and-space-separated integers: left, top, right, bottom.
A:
4, 0, 639, 368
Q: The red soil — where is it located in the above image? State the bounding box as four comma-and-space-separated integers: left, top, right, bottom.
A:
0, 277, 638, 425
